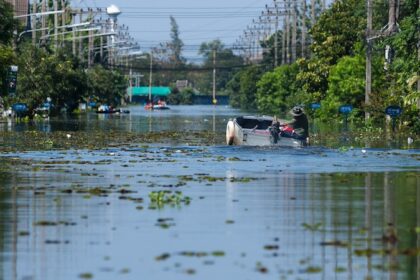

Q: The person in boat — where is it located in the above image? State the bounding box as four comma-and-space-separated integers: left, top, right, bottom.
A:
270, 106, 309, 144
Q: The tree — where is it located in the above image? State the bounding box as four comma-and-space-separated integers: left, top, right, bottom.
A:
197, 40, 244, 93
0, 0, 17, 97
317, 55, 365, 118
309, 0, 365, 65
297, 0, 365, 105
168, 16, 185, 66
0, 0, 16, 45
0, 45, 15, 97
259, 30, 283, 70
256, 63, 300, 115
9, 46, 87, 116
227, 65, 263, 111
86, 65, 127, 106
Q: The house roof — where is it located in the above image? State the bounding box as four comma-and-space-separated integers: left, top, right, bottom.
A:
131, 87, 171, 96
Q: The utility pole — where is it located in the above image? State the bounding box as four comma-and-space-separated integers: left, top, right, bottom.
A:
72, 9, 77, 56
148, 52, 153, 102
311, 0, 316, 27
291, 7, 297, 62
365, 0, 373, 120
417, 0, 420, 109
32, 0, 37, 46
388, 0, 398, 34
41, 0, 46, 40
310, 0, 316, 58
212, 48, 217, 104
273, 1, 279, 67
78, 10, 83, 61
301, 0, 306, 58
282, 17, 286, 64
61, 0, 66, 44
285, 1, 290, 64
88, 8, 93, 67
53, 0, 58, 49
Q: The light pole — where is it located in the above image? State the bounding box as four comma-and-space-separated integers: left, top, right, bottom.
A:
106, 4, 121, 66
149, 52, 153, 103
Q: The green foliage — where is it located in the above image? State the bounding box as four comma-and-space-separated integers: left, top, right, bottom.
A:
296, 57, 330, 103
310, 0, 365, 64
197, 40, 244, 94
259, 30, 283, 70
227, 65, 263, 111
317, 55, 365, 119
256, 63, 300, 115
167, 87, 195, 105
0, 0, 17, 45
0, 45, 15, 96
297, 0, 366, 106
168, 16, 185, 65
9, 46, 87, 115
86, 65, 127, 106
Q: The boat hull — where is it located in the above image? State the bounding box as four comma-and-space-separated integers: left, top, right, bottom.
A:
226, 116, 305, 147
145, 105, 170, 110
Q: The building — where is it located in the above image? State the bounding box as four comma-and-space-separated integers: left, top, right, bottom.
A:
5, 0, 29, 25
129, 86, 171, 103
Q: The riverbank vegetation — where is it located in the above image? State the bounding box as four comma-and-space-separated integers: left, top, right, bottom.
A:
0, 0, 418, 134
229, 0, 419, 133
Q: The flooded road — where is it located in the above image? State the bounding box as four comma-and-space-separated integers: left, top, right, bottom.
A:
0, 105, 419, 280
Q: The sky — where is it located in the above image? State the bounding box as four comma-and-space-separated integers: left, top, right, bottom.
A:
71, 0, 269, 62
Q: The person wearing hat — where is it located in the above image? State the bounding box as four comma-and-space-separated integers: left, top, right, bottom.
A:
280, 106, 309, 143
269, 106, 309, 144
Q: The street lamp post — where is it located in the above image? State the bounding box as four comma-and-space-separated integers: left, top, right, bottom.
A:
149, 52, 153, 102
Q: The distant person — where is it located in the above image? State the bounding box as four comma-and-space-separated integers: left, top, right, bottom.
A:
281, 106, 309, 141
270, 106, 309, 144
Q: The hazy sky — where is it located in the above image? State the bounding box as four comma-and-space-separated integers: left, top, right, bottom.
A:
71, 0, 268, 61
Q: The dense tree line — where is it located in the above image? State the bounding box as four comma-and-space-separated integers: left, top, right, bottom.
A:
0, 0, 127, 117
228, 0, 419, 132
0, 0, 418, 133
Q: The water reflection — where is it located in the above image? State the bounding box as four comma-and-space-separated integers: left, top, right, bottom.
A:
0, 105, 419, 279
0, 148, 418, 280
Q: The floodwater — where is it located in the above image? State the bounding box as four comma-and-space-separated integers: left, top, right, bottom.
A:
0, 105, 419, 280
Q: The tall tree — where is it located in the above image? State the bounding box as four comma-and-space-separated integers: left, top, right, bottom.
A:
0, 0, 17, 97
0, 0, 16, 45
168, 16, 185, 66
198, 40, 243, 93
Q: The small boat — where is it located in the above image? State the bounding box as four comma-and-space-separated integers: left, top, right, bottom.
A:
12, 103, 28, 118
226, 116, 305, 147
144, 103, 170, 110
96, 105, 130, 114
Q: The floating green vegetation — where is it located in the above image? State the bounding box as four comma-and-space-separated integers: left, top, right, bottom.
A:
34, 220, 77, 226
148, 190, 191, 209
354, 248, 420, 257
184, 268, 196, 275
78, 272, 93, 279
0, 130, 219, 152
263, 244, 279, 251
255, 262, 268, 273
335, 267, 346, 273
199, 175, 226, 182
229, 177, 258, 183
320, 240, 348, 247
155, 253, 171, 261
302, 222, 323, 231
304, 266, 322, 273
155, 218, 175, 229
178, 250, 225, 258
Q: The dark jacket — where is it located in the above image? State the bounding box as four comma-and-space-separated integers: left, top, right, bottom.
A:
288, 114, 309, 139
